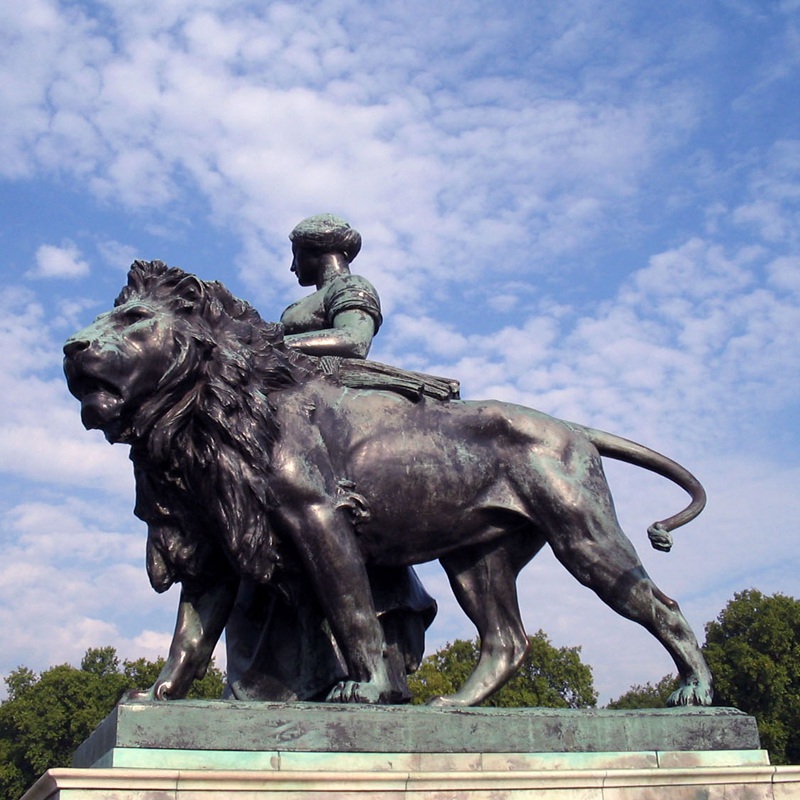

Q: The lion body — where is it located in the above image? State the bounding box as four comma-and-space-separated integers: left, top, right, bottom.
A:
270, 383, 592, 564
64, 261, 713, 706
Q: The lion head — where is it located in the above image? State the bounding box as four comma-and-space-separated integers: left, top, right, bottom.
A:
64, 260, 305, 590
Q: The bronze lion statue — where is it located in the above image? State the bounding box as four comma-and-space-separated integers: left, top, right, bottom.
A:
64, 260, 713, 706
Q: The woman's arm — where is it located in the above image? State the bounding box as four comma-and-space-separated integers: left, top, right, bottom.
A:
284, 309, 376, 359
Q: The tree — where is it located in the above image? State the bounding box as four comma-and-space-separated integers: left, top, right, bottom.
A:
408, 631, 597, 708
606, 674, 679, 709
703, 589, 800, 765
80, 646, 120, 677
0, 647, 225, 798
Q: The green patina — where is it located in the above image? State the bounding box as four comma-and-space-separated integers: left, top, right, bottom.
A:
74, 701, 761, 767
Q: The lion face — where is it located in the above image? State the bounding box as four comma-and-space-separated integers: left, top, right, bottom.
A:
64, 285, 204, 443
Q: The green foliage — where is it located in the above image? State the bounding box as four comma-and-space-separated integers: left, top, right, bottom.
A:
0, 647, 225, 798
80, 646, 120, 677
3, 667, 35, 702
606, 674, 679, 709
190, 661, 226, 700
703, 589, 800, 765
408, 631, 597, 708
121, 656, 163, 688
408, 638, 478, 703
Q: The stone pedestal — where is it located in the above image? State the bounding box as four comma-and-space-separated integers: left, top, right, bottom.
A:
21, 701, 800, 799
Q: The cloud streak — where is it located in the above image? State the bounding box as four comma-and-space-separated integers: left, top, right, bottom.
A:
30, 242, 90, 279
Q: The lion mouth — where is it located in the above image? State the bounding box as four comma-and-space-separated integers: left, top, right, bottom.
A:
80, 391, 125, 432
68, 374, 120, 402
64, 368, 125, 433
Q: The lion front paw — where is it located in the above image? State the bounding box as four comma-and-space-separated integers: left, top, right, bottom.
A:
326, 679, 400, 704
154, 679, 177, 701
121, 681, 176, 702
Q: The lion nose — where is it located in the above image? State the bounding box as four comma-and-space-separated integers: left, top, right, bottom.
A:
64, 338, 90, 357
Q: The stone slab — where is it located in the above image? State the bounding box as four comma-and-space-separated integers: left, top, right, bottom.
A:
72, 701, 760, 768
90, 746, 770, 771
22, 764, 800, 800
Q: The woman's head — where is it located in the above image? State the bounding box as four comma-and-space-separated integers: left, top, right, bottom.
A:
289, 214, 362, 263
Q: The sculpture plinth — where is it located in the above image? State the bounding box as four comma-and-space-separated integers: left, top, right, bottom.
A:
23, 702, 800, 800
71, 702, 759, 765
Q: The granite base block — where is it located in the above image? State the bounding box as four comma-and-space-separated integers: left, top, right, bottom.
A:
22, 763, 800, 800
84, 745, 771, 772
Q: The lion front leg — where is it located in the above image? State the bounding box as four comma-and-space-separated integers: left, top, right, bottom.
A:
321, 577, 400, 704
128, 581, 237, 702
280, 500, 399, 704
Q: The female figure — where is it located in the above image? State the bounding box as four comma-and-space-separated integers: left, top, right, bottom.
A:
281, 213, 381, 358
282, 213, 459, 401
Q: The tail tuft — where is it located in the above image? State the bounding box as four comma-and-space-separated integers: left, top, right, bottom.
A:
648, 522, 674, 552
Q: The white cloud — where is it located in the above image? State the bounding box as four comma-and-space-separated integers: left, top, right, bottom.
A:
376, 175, 800, 451
0, 288, 53, 373
30, 242, 90, 279
0, 497, 163, 667
0, 1, 712, 312
0, 423, 132, 495
0, 285, 133, 495
768, 255, 800, 293
96, 238, 140, 271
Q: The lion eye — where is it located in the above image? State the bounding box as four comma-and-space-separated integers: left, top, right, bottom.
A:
123, 307, 152, 323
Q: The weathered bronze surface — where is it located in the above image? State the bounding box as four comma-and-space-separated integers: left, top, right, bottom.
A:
73, 703, 758, 768
63, 258, 712, 707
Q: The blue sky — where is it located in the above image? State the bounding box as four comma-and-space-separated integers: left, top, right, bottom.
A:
1, 0, 798, 703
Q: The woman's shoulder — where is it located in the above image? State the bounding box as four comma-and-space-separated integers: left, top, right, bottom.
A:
326, 273, 380, 300
324, 273, 382, 328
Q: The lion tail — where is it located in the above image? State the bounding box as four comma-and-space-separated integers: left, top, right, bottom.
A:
572, 424, 707, 553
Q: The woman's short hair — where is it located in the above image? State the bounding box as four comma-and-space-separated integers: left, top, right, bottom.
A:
289, 214, 362, 262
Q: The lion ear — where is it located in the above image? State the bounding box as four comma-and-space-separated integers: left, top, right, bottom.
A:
174, 275, 207, 313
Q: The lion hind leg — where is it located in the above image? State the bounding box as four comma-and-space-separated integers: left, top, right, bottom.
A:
544, 495, 712, 706
430, 534, 543, 707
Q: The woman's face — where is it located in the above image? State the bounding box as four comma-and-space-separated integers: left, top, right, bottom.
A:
290, 245, 321, 286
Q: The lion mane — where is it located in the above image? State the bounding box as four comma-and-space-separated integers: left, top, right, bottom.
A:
119, 260, 309, 594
